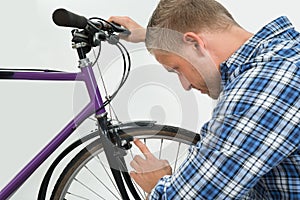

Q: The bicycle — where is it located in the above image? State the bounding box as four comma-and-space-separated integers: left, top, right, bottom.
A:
0, 9, 200, 200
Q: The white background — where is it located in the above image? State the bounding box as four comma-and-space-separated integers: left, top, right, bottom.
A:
0, 0, 300, 199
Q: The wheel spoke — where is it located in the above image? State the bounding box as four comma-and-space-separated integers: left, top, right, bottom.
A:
66, 192, 90, 200
96, 155, 121, 197
158, 139, 163, 159
173, 142, 182, 173
84, 166, 121, 200
129, 149, 134, 159
74, 178, 105, 199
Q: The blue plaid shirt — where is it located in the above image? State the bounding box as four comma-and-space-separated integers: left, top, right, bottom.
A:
149, 16, 300, 199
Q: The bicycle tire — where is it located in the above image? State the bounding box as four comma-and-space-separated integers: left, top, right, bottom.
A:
51, 124, 200, 200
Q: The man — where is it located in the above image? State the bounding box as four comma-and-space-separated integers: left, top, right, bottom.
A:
109, 0, 300, 199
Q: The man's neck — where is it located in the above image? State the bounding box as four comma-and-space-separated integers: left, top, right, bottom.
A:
201, 26, 254, 68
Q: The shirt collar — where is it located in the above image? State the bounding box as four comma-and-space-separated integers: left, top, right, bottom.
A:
220, 16, 294, 86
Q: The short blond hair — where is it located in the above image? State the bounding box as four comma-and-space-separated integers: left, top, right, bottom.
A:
146, 0, 239, 53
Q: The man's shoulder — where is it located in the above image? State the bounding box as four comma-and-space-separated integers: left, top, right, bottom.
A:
246, 15, 300, 69
254, 36, 300, 68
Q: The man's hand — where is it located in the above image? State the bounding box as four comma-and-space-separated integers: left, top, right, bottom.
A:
130, 139, 172, 193
108, 16, 146, 43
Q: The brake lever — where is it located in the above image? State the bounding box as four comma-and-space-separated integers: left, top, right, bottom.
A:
110, 22, 131, 36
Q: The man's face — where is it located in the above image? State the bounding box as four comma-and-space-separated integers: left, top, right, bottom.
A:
153, 49, 221, 99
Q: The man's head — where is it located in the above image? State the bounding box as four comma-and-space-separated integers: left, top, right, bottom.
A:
148, 0, 239, 31
145, 0, 242, 99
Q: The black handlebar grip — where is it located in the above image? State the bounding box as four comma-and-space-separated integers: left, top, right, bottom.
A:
52, 8, 88, 29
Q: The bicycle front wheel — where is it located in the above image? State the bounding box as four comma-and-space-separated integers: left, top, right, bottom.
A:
51, 123, 200, 200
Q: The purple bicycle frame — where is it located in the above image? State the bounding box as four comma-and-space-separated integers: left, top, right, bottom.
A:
0, 63, 106, 199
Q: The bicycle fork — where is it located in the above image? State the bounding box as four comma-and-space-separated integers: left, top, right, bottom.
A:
97, 113, 141, 200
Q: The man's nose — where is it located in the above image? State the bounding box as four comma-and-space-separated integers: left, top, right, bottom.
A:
178, 74, 191, 90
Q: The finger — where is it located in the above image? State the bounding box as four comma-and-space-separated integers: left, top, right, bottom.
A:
130, 171, 136, 178
107, 16, 129, 27
118, 33, 129, 40
133, 139, 154, 159
134, 155, 145, 162
107, 16, 119, 23
130, 171, 142, 183
130, 159, 143, 173
130, 171, 144, 188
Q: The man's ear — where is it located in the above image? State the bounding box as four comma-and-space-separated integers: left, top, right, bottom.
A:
183, 32, 205, 49
183, 32, 206, 56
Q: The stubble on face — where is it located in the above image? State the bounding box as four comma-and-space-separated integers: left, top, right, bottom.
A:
153, 49, 222, 99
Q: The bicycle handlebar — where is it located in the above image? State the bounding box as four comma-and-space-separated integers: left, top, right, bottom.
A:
52, 8, 131, 36
53, 8, 88, 29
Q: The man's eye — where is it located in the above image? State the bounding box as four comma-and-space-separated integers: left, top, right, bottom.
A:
169, 67, 178, 73
169, 69, 179, 74
172, 67, 180, 74
166, 66, 180, 74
